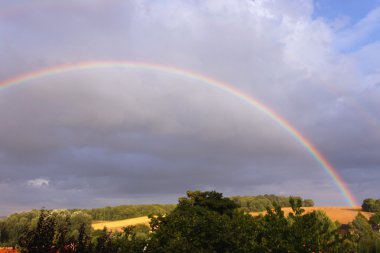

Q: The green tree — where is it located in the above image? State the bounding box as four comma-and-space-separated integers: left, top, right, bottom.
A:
289, 210, 337, 252
76, 222, 91, 253
19, 209, 56, 253
146, 190, 259, 253
256, 204, 290, 252
0, 220, 9, 245
94, 227, 114, 253
340, 213, 380, 253
256, 198, 338, 253
52, 210, 71, 253
181, 190, 239, 216
303, 199, 314, 207
111, 225, 147, 253
370, 212, 380, 226
1, 210, 39, 246
362, 198, 380, 212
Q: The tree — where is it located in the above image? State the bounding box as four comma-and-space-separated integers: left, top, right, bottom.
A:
146, 190, 259, 253
112, 225, 147, 253
77, 222, 90, 253
0, 221, 9, 245
94, 227, 114, 253
19, 209, 56, 253
370, 212, 380, 226
339, 213, 380, 253
289, 210, 337, 252
52, 210, 71, 253
303, 199, 314, 207
179, 190, 239, 216
256, 203, 290, 252
255, 198, 338, 253
362, 198, 380, 212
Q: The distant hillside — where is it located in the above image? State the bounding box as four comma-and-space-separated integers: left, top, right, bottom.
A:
77, 204, 176, 221
0, 195, 312, 222
251, 206, 373, 224
86, 195, 312, 221
92, 216, 151, 231
92, 206, 373, 231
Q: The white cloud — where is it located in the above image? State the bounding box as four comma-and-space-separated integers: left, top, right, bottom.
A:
27, 178, 49, 188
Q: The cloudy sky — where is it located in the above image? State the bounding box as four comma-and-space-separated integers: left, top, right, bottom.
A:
1, 0, 380, 215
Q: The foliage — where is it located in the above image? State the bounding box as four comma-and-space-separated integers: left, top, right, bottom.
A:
230, 194, 314, 212
133, 224, 150, 239
94, 227, 114, 253
0, 210, 40, 246
179, 190, 239, 216
370, 212, 380, 225
2, 191, 380, 253
337, 213, 380, 252
16, 209, 93, 253
112, 226, 148, 253
81, 204, 176, 221
362, 198, 380, 212
255, 197, 339, 252
146, 193, 335, 253
19, 209, 56, 253
303, 198, 315, 207
146, 190, 260, 253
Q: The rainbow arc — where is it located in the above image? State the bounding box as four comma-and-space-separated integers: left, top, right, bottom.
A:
0, 60, 358, 206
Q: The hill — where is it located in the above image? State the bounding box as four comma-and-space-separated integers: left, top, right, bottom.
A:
251, 206, 373, 224
92, 216, 150, 231
79, 194, 312, 221
92, 206, 374, 231
78, 204, 176, 221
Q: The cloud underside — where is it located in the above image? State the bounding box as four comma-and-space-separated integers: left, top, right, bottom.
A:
0, 0, 380, 213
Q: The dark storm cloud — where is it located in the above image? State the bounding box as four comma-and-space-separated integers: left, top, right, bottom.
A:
0, 0, 380, 214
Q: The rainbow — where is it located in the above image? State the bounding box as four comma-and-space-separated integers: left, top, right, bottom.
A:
0, 60, 358, 206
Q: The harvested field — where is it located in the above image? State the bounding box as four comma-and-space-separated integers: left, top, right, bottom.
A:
251, 206, 373, 224
92, 216, 150, 231
92, 206, 373, 231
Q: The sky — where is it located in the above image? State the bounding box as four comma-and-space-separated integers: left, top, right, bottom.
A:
0, 0, 380, 215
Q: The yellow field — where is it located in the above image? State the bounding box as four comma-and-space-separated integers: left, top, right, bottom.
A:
92, 206, 373, 231
92, 216, 150, 231
251, 206, 373, 224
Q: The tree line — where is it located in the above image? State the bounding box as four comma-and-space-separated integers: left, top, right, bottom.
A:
0, 191, 380, 252
69, 194, 314, 221
79, 204, 176, 221
230, 194, 314, 212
